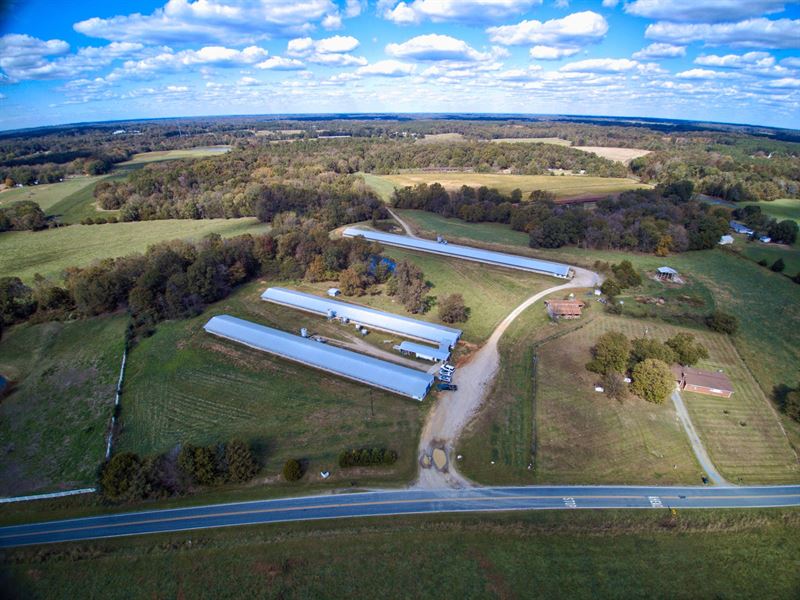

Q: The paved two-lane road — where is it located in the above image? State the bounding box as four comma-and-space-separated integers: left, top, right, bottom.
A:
2, 485, 799, 548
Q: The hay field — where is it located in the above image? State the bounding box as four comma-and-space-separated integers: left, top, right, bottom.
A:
0, 218, 269, 282
573, 146, 651, 163
370, 172, 648, 200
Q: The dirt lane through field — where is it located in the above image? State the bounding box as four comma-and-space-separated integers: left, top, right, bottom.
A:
414, 265, 601, 489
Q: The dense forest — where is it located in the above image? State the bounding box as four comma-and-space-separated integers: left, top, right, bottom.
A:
2, 117, 797, 204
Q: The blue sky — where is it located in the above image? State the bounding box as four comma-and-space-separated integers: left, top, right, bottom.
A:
1, 0, 799, 131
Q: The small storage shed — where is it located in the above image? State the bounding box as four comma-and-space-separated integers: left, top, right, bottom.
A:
656, 266, 679, 281
327, 288, 341, 297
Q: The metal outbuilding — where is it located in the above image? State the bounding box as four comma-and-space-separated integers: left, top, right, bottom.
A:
342, 227, 571, 278
396, 341, 450, 362
261, 287, 462, 348
204, 315, 433, 401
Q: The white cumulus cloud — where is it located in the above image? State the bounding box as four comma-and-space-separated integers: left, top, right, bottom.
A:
625, 0, 795, 23
255, 56, 305, 70
381, 0, 541, 25
356, 60, 416, 77
386, 34, 494, 62
529, 45, 580, 60
632, 43, 686, 60
646, 18, 800, 49
560, 58, 641, 73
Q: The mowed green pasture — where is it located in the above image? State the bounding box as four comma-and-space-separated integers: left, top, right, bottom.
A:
0, 315, 126, 496
5, 510, 800, 600
460, 309, 702, 486
118, 145, 232, 165
489, 137, 572, 146
369, 172, 650, 200
395, 212, 800, 415
398, 209, 530, 247
0, 218, 269, 282
739, 198, 800, 226
0, 176, 105, 213
117, 281, 425, 485
312, 246, 552, 344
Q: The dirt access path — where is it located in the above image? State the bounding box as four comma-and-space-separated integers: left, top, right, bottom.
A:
414, 265, 600, 488
382, 210, 603, 489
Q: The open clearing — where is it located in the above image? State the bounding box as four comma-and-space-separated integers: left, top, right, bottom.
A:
488, 137, 651, 163
4, 510, 800, 599
117, 281, 424, 486
0, 315, 126, 496
460, 311, 798, 485
459, 309, 701, 486
416, 133, 466, 144
306, 246, 552, 344
0, 146, 232, 225
490, 137, 572, 146
573, 146, 652, 163
0, 218, 269, 282
368, 172, 649, 200
739, 198, 800, 226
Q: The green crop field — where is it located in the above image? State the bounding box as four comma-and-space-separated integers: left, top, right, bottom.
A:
4, 510, 800, 599
117, 281, 425, 486
0, 315, 127, 496
368, 172, 649, 200
0, 218, 269, 282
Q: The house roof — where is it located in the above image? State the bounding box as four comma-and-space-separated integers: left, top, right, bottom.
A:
545, 299, 585, 314
657, 266, 678, 274
261, 287, 462, 348
204, 315, 433, 401
679, 366, 734, 392
342, 227, 571, 278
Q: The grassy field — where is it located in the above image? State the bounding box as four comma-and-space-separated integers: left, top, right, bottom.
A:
0, 315, 127, 496
367, 172, 649, 200
490, 137, 572, 146
459, 309, 702, 486
0, 218, 269, 282
416, 133, 467, 144
117, 281, 425, 486
399, 209, 530, 246
573, 146, 651, 163
739, 198, 800, 226
0, 146, 232, 225
0, 177, 105, 213
309, 246, 551, 344
3, 510, 800, 599
460, 310, 799, 485
396, 211, 800, 402
736, 238, 800, 274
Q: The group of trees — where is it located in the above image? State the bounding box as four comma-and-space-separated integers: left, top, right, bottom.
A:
587, 330, 709, 404
99, 439, 258, 502
731, 205, 799, 245
774, 383, 800, 424
387, 260, 430, 313
337, 448, 398, 468
438, 293, 468, 323
0, 200, 48, 231
391, 182, 730, 254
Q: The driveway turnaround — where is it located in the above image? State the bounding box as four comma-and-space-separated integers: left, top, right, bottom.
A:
671, 389, 730, 486
1, 485, 798, 548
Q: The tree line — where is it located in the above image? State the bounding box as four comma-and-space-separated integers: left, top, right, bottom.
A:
391, 181, 730, 253
99, 439, 258, 503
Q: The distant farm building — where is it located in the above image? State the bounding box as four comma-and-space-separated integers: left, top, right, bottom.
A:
327, 288, 341, 297
545, 299, 585, 319
672, 365, 734, 398
204, 315, 433, 401
261, 287, 462, 348
759, 235, 772, 244
342, 228, 572, 279
718, 235, 734, 245
656, 266, 679, 281
730, 221, 754, 236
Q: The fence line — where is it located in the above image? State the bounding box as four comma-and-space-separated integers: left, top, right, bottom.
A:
0, 488, 96, 504
105, 348, 127, 460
